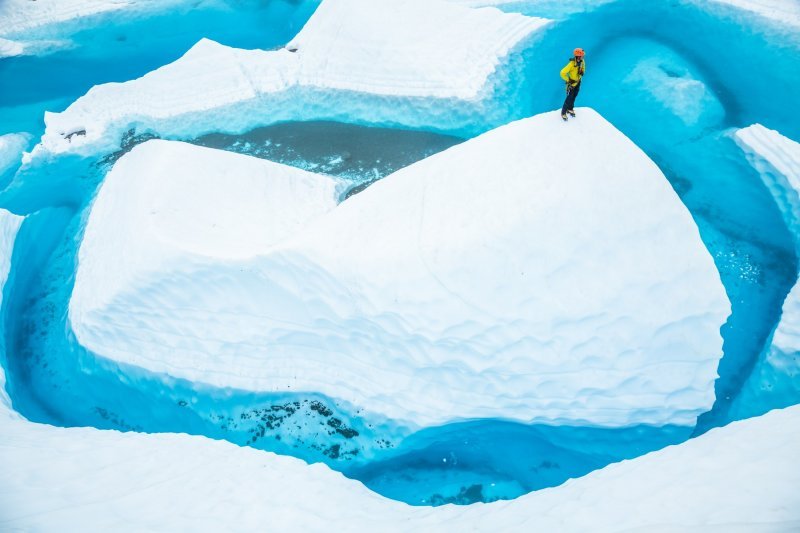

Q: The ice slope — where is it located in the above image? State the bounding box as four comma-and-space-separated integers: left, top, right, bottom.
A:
70, 109, 729, 428
0, 397, 798, 531
733, 125, 800, 416
29, 0, 547, 160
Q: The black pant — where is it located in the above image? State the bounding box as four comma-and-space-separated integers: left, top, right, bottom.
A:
561, 81, 581, 115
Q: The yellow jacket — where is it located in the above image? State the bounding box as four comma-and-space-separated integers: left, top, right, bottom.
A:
560, 59, 586, 86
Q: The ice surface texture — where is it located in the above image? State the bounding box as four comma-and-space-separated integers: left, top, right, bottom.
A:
733, 125, 800, 417
70, 109, 729, 428
0, 394, 797, 531
28, 0, 547, 160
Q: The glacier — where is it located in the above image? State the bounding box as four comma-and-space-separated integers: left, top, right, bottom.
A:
1, 0, 799, 524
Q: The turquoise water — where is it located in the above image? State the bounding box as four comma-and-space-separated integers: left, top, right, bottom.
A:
1, 0, 799, 506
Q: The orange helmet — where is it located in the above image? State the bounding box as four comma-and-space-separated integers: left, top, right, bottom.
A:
573, 48, 585, 57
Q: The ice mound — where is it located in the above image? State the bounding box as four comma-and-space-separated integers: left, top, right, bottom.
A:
71, 140, 344, 318
0, 391, 797, 530
31, 0, 547, 159
70, 109, 729, 428
733, 125, 800, 416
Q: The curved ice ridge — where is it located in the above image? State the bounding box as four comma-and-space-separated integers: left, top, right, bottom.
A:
70, 109, 729, 428
733, 125, 800, 417
27, 0, 547, 161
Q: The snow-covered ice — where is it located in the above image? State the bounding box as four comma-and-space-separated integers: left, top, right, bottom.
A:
734, 124, 800, 415
30, 0, 548, 159
70, 109, 729, 428
0, 393, 797, 531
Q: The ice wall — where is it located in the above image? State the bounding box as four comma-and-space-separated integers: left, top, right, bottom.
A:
70, 109, 729, 428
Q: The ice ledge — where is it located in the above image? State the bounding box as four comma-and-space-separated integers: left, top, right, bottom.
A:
30, 0, 548, 159
70, 109, 729, 428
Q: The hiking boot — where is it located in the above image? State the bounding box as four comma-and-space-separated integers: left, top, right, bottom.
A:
567, 110, 576, 117
561, 113, 568, 121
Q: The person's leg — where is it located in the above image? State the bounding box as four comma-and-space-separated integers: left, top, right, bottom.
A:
561, 87, 576, 116
568, 82, 581, 111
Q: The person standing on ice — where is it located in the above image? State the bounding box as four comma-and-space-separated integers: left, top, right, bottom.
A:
561, 48, 586, 121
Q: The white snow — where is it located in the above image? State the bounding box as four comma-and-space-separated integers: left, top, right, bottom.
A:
0, 397, 798, 531
30, 0, 548, 159
734, 124, 800, 414
0, 133, 31, 177
70, 109, 729, 428
0, 209, 24, 414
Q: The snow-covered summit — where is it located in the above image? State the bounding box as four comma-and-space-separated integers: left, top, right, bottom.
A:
70, 108, 729, 428
30, 0, 547, 160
